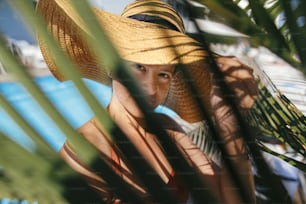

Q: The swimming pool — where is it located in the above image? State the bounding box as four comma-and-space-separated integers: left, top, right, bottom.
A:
0, 75, 112, 152
0, 75, 177, 152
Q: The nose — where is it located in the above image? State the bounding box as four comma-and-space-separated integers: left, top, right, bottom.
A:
143, 74, 158, 96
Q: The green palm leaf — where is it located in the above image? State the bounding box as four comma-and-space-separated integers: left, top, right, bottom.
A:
193, 0, 302, 71
186, 0, 305, 169
280, 0, 306, 66
1, 0, 305, 203
1, 0, 219, 203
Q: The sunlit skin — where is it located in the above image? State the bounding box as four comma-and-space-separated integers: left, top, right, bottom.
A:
106, 62, 221, 200
108, 63, 179, 184
60, 57, 258, 203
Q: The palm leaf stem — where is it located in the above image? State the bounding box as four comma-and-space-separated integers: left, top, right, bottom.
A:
257, 142, 306, 172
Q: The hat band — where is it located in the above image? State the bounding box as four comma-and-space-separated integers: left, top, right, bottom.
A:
128, 14, 180, 32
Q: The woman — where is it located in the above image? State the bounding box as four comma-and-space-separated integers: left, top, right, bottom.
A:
36, 0, 258, 203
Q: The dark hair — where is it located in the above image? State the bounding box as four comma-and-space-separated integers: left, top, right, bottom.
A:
128, 14, 180, 32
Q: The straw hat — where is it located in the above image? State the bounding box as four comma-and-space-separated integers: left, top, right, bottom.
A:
36, 0, 212, 123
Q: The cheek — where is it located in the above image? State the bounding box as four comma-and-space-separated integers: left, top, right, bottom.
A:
158, 83, 171, 101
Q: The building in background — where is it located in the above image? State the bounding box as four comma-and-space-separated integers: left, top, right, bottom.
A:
0, 37, 50, 81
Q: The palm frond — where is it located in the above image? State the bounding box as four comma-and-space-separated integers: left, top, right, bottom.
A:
1, 0, 305, 203
193, 0, 303, 72
1, 0, 220, 203
184, 0, 305, 170
280, 0, 306, 66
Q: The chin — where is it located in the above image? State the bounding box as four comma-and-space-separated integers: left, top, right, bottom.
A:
147, 103, 158, 110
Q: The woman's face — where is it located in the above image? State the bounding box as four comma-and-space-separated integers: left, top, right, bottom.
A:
112, 62, 176, 116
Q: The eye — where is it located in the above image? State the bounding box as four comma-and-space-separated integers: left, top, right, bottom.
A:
159, 73, 170, 79
134, 64, 146, 72
159, 72, 173, 81
126, 62, 146, 73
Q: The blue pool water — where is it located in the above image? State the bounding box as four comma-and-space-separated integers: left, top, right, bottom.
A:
0, 75, 176, 152
0, 75, 111, 152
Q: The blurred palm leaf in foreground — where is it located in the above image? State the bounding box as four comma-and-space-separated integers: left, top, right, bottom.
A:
183, 0, 306, 165
0, 0, 305, 203
171, 0, 306, 202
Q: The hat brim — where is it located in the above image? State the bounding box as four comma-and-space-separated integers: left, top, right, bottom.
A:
37, 0, 211, 122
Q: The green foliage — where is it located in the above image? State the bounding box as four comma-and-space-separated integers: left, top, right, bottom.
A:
0, 0, 305, 203
193, 0, 306, 72
0, 133, 67, 203
190, 0, 305, 168
0, 132, 108, 203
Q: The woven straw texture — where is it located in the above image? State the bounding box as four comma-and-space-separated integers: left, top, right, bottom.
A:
36, 0, 212, 122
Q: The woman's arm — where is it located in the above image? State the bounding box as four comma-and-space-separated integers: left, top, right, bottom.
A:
210, 56, 258, 203
58, 141, 115, 203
